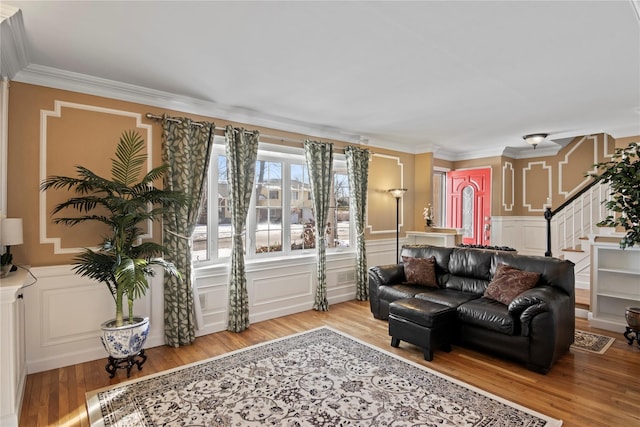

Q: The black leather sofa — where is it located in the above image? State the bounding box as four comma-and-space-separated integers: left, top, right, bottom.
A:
369, 245, 575, 373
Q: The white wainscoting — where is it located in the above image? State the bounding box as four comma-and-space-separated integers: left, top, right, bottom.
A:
22, 240, 400, 373
491, 216, 548, 256
27, 233, 558, 374
23, 265, 164, 374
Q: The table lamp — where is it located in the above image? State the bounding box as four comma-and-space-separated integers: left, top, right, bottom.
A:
1, 217, 23, 274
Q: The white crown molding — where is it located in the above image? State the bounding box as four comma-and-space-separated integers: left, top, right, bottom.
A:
14, 64, 365, 145
360, 136, 416, 154
0, 5, 29, 79
12, 65, 637, 159
631, 0, 640, 23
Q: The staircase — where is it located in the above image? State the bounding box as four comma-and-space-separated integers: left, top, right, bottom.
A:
546, 181, 615, 314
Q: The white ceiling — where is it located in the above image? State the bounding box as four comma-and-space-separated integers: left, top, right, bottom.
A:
3, 1, 640, 159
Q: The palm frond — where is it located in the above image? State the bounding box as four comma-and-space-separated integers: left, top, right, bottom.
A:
148, 258, 182, 280
50, 196, 112, 215
112, 130, 147, 187
114, 257, 151, 300
53, 215, 114, 228
139, 164, 170, 186
40, 175, 86, 192
130, 241, 166, 258
72, 250, 118, 295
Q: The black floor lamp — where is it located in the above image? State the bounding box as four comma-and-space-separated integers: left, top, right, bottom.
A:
388, 188, 407, 263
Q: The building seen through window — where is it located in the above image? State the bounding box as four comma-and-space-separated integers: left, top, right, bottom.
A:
192, 143, 352, 263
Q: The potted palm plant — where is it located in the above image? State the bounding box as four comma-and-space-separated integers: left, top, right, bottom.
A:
40, 130, 186, 363
590, 141, 640, 248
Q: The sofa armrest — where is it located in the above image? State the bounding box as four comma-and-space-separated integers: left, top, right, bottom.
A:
369, 264, 405, 288
514, 286, 571, 337
519, 286, 574, 373
368, 264, 404, 319
508, 287, 554, 316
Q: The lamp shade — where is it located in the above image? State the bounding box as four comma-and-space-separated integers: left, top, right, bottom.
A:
1, 218, 24, 246
388, 188, 407, 198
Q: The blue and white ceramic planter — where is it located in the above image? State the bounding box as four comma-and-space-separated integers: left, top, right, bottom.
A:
100, 316, 149, 359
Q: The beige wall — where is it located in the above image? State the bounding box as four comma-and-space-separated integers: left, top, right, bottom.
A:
366, 149, 415, 237
6, 82, 414, 267
511, 134, 616, 215
7, 82, 639, 267
413, 153, 433, 228
429, 133, 638, 218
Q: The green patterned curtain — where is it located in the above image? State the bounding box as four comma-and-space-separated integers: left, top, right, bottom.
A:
304, 140, 334, 311
161, 116, 215, 347
226, 126, 260, 332
345, 146, 370, 300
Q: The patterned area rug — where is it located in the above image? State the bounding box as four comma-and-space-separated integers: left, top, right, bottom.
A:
571, 330, 615, 354
86, 327, 562, 426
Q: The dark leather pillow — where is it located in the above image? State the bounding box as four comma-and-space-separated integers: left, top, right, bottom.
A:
402, 256, 437, 287
484, 263, 540, 305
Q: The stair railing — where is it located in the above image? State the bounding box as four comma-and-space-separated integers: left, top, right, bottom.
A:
544, 180, 610, 257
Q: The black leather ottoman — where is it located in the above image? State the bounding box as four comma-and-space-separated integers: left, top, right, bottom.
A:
389, 298, 457, 361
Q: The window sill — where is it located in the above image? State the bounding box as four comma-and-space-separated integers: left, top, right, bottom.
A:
193, 249, 356, 274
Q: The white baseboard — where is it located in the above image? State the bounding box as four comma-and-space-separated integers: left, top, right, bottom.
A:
575, 308, 589, 319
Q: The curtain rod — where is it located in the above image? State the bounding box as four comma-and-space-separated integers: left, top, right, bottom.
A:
144, 113, 374, 155
146, 113, 317, 146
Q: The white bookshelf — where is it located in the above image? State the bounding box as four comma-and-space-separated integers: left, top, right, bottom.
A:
589, 243, 640, 332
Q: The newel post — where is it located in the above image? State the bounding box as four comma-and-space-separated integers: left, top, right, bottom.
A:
544, 207, 553, 257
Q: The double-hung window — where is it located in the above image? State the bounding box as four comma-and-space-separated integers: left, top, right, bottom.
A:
192, 140, 353, 264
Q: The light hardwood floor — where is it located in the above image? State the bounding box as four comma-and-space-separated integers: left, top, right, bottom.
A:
19, 300, 640, 426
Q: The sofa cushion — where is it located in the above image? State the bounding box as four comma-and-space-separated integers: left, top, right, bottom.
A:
402, 255, 437, 287
378, 284, 424, 302
448, 248, 494, 280
484, 264, 540, 305
445, 248, 494, 294
415, 288, 480, 308
457, 298, 516, 335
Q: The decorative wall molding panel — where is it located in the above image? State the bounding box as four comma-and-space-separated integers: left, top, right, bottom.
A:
558, 135, 598, 199
23, 264, 163, 374
367, 153, 406, 234
502, 161, 514, 211
522, 161, 552, 213
39, 101, 153, 254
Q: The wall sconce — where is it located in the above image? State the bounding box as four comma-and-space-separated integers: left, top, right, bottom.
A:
523, 133, 548, 149
388, 188, 407, 263
1, 217, 24, 275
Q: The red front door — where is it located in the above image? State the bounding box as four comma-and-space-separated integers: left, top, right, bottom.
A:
446, 168, 491, 245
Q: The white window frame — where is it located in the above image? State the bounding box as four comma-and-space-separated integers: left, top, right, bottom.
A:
193, 140, 354, 266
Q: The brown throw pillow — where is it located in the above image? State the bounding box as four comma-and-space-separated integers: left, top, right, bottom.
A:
402, 256, 438, 287
484, 263, 540, 305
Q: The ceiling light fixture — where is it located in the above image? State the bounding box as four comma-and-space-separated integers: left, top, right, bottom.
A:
523, 133, 548, 149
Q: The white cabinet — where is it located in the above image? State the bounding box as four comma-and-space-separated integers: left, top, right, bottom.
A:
405, 231, 462, 247
590, 244, 640, 332
0, 268, 28, 427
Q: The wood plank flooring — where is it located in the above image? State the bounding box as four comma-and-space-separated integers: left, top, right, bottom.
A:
19, 300, 640, 426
